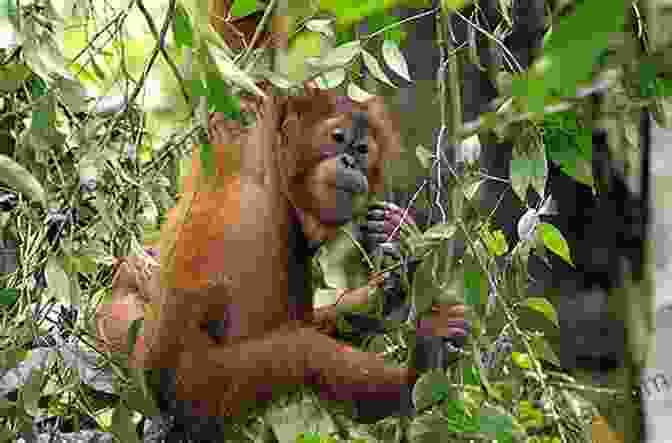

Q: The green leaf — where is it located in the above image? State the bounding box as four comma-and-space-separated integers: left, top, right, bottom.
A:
415, 145, 433, 169
296, 432, 322, 443
411, 253, 444, 313
318, 224, 369, 291
230, 0, 260, 18
367, 12, 406, 44
206, 72, 242, 119
640, 61, 658, 98
44, 258, 72, 305
305, 19, 335, 39
173, 5, 194, 48
361, 49, 395, 87
28, 75, 47, 97
518, 400, 544, 428
544, 0, 627, 75
464, 365, 481, 386
320, 0, 403, 28
441, 0, 472, 12
0, 288, 19, 306
335, 28, 355, 46
464, 178, 483, 201
200, 142, 215, 179
521, 297, 559, 327
658, 78, 672, 97
479, 224, 509, 256
314, 68, 346, 89
509, 158, 531, 203
463, 257, 487, 308
511, 352, 531, 369
307, 41, 362, 71
477, 411, 514, 443
543, 111, 594, 189
510, 127, 547, 202
511, 71, 546, 114
514, 0, 627, 111
347, 83, 375, 101
382, 40, 411, 81
266, 398, 338, 443
0, 63, 30, 93
206, 45, 265, 98
190, 78, 206, 99
490, 230, 509, 256
442, 399, 480, 433
413, 370, 453, 410
0, 0, 18, 17
538, 222, 573, 266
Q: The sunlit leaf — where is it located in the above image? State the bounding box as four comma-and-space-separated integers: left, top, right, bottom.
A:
347, 82, 374, 102
305, 19, 335, 39
314, 68, 346, 89
441, 0, 472, 12
382, 39, 411, 81
45, 258, 72, 305
415, 145, 433, 169
511, 352, 531, 369
518, 400, 544, 428
230, 0, 259, 18
479, 224, 509, 256
207, 45, 265, 97
514, 0, 627, 112
361, 49, 395, 87
307, 41, 361, 71
173, 5, 194, 48
319, 0, 404, 28
521, 296, 559, 327
538, 222, 573, 266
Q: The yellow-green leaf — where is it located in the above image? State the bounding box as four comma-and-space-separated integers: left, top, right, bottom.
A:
479, 224, 509, 256
441, 0, 472, 12
511, 352, 531, 369
230, 0, 259, 18
307, 41, 361, 71
521, 296, 559, 327
44, 258, 71, 305
538, 222, 573, 266
361, 49, 395, 87
415, 145, 432, 169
